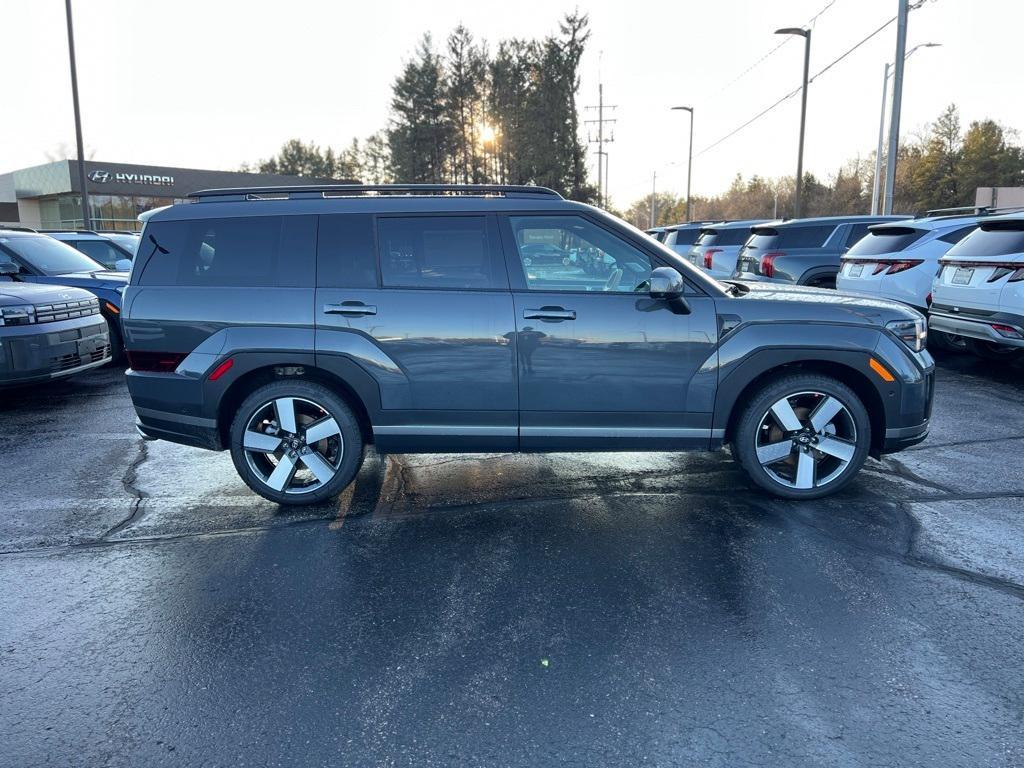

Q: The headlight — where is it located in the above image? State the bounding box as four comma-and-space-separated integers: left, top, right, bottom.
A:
886, 318, 927, 352
0, 305, 36, 327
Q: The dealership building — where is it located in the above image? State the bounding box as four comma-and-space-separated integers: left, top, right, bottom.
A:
0, 160, 347, 231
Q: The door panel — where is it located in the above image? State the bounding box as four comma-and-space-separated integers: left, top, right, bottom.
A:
501, 213, 718, 451
314, 212, 518, 452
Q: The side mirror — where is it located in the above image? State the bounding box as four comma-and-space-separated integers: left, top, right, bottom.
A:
0, 259, 20, 277
648, 266, 691, 315
115, 258, 133, 272
649, 266, 685, 299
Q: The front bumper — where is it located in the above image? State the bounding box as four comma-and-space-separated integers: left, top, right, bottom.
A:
929, 309, 1024, 349
0, 318, 111, 387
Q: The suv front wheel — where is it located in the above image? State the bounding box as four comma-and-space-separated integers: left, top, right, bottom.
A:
733, 374, 871, 499
229, 380, 364, 505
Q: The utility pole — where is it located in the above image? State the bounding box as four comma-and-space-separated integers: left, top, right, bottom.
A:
585, 82, 617, 208
65, 0, 90, 229
649, 172, 657, 228
883, 0, 910, 215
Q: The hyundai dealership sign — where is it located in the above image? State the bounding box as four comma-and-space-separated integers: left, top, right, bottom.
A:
87, 169, 174, 186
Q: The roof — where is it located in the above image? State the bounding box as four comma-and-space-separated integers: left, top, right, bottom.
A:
664, 220, 718, 231
699, 219, 769, 231
869, 214, 986, 231
753, 215, 911, 230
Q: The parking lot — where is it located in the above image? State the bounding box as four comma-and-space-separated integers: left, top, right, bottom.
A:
2, 351, 1023, 767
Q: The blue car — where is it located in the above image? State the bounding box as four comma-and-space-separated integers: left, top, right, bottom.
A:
0, 229, 128, 359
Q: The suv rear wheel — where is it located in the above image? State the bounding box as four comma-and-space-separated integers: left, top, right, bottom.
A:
229, 380, 364, 505
733, 374, 871, 499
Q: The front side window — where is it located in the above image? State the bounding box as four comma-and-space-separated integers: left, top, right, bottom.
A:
378, 216, 502, 290
509, 215, 653, 293
0, 235, 104, 275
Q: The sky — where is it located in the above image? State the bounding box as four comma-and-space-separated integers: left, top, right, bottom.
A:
3, 0, 1022, 207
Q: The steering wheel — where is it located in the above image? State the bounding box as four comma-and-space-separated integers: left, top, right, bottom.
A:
604, 268, 623, 292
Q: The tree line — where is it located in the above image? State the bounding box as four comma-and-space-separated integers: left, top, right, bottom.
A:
244, 13, 596, 201
625, 104, 1024, 228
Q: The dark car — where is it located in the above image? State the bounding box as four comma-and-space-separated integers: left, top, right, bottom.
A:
122, 184, 933, 505
0, 258, 111, 386
0, 229, 128, 358
43, 230, 135, 271
733, 215, 911, 288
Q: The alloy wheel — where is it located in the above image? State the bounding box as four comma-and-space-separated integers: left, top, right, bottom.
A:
242, 397, 344, 495
754, 391, 858, 490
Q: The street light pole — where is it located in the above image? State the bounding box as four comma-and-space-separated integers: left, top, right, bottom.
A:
64, 0, 90, 229
671, 106, 694, 221
883, 0, 910, 215
776, 27, 811, 218
870, 62, 890, 216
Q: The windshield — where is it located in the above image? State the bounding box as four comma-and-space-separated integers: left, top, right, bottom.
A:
846, 228, 926, 257
0, 235, 105, 275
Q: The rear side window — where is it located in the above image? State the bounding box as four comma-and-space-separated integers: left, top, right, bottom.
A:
947, 223, 1024, 258
937, 225, 977, 245
138, 215, 315, 287
846, 228, 926, 257
317, 214, 377, 288
377, 216, 504, 290
842, 223, 874, 249
666, 228, 699, 248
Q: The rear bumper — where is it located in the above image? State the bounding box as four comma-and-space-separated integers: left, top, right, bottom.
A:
133, 406, 222, 450
929, 309, 1024, 348
0, 319, 111, 388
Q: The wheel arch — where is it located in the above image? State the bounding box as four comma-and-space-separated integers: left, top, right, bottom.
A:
718, 355, 888, 457
215, 363, 375, 449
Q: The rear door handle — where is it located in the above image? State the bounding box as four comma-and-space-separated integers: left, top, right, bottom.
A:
324, 302, 377, 316
523, 307, 576, 321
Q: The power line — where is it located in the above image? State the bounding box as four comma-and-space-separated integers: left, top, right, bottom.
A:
704, 0, 841, 102
694, 11, 903, 159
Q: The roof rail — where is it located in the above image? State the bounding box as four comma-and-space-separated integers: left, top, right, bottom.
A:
0, 225, 37, 233
188, 183, 563, 202
38, 229, 99, 235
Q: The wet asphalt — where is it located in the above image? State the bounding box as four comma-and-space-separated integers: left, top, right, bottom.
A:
1, 352, 1023, 767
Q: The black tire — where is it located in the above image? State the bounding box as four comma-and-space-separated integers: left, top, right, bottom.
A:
104, 315, 125, 364
928, 330, 968, 353
964, 337, 1024, 361
732, 373, 872, 500
229, 379, 364, 506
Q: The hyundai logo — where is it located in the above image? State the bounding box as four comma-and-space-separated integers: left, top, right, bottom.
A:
86, 169, 174, 186
87, 170, 111, 183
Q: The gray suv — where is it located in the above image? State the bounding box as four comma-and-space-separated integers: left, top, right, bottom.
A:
0, 259, 111, 386
733, 215, 910, 288
123, 184, 934, 504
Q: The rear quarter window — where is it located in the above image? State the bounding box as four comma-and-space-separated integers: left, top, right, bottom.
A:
137, 215, 316, 288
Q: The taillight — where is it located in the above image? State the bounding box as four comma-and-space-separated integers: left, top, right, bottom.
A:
992, 323, 1024, 340
1011, 268, 1024, 283
886, 259, 923, 275
126, 351, 187, 373
760, 252, 783, 278
703, 248, 721, 269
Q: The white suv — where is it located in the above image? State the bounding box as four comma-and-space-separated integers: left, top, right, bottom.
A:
929, 214, 1024, 360
836, 215, 981, 311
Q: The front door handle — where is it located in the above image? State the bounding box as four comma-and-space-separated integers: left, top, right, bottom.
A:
324, 302, 377, 316
523, 307, 576, 321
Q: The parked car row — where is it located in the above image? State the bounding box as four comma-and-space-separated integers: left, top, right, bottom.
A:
651, 207, 1024, 360
0, 227, 136, 386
